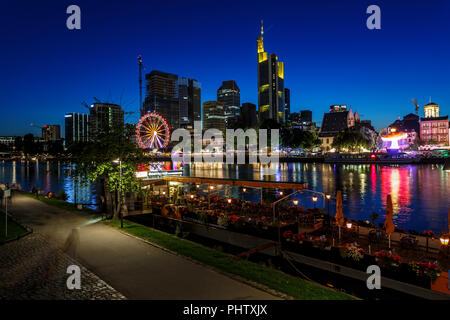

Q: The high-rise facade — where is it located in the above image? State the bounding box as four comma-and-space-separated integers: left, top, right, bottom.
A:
89, 103, 124, 137
241, 102, 258, 128
257, 21, 285, 124
65, 113, 89, 145
178, 77, 201, 130
300, 110, 312, 123
42, 125, 61, 141
284, 88, 290, 122
203, 101, 226, 134
217, 80, 240, 128
143, 70, 179, 129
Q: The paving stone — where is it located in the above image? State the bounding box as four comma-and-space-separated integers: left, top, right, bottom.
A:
0, 233, 126, 300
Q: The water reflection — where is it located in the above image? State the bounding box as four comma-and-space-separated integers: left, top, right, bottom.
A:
184, 162, 450, 233
0, 160, 448, 233
0, 161, 97, 208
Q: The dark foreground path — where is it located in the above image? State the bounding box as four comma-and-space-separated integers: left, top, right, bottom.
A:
5, 194, 279, 299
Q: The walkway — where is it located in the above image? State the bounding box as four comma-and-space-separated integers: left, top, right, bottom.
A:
4, 193, 279, 299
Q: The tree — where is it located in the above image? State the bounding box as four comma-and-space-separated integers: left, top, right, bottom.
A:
282, 128, 321, 151
71, 124, 145, 219
332, 127, 372, 152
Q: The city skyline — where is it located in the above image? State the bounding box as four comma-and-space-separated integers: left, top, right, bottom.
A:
2, 0, 450, 136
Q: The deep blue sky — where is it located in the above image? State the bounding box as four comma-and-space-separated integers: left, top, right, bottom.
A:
1, 0, 449, 136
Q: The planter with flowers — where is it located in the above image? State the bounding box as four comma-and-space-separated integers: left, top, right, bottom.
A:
375, 251, 402, 273
409, 261, 441, 284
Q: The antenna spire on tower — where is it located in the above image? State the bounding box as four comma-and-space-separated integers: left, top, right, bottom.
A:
261, 19, 264, 36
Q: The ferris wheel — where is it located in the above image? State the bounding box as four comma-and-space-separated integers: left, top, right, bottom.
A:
136, 113, 170, 150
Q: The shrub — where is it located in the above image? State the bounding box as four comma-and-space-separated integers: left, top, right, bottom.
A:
55, 190, 68, 201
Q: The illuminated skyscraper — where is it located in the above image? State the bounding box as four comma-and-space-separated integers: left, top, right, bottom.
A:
203, 101, 226, 135
284, 88, 290, 122
257, 20, 285, 124
217, 80, 240, 128
178, 77, 201, 130
65, 113, 89, 145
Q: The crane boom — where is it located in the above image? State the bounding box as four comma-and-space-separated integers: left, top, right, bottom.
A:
411, 98, 420, 115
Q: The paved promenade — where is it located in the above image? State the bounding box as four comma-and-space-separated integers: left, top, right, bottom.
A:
3, 194, 279, 300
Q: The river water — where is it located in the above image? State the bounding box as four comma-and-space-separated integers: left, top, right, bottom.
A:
1, 160, 449, 234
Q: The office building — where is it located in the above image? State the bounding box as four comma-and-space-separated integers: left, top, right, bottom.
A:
143, 70, 179, 129
65, 113, 89, 145
203, 101, 226, 134
178, 77, 201, 130
217, 80, 240, 128
241, 102, 258, 128
89, 103, 124, 137
300, 110, 312, 123
42, 125, 61, 141
284, 88, 290, 122
257, 20, 285, 124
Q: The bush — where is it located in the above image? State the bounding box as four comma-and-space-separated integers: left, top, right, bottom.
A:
55, 190, 68, 201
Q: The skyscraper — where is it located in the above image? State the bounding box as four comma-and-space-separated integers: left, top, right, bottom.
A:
257, 20, 285, 124
284, 88, 290, 122
217, 80, 240, 128
202, 101, 226, 134
89, 102, 124, 138
241, 102, 258, 128
178, 77, 201, 130
143, 70, 179, 129
65, 113, 89, 145
42, 125, 61, 141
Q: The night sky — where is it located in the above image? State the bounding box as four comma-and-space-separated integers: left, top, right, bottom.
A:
1, 0, 449, 136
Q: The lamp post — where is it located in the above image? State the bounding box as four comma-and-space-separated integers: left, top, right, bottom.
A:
440, 233, 450, 257
312, 196, 318, 209
113, 159, 123, 229
326, 194, 331, 214
272, 190, 302, 254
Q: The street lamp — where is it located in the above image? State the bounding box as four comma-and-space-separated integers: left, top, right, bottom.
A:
190, 194, 194, 199
312, 196, 318, 208
227, 198, 232, 204
279, 191, 284, 196
325, 194, 331, 226
113, 158, 123, 228
242, 188, 247, 192
439, 233, 450, 246
346, 222, 353, 229
293, 200, 299, 206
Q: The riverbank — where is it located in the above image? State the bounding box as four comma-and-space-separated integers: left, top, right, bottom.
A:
5, 193, 305, 299
106, 219, 354, 300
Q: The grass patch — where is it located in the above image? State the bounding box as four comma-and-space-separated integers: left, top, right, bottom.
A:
19, 191, 95, 213
106, 219, 354, 300
0, 213, 29, 244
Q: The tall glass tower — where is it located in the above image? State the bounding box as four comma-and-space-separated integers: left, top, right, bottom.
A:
257, 20, 285, 124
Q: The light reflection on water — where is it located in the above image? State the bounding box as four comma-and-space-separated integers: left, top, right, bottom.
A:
183, 162, 450, 234
0, 160, 449, 233
0, 160, 97, 209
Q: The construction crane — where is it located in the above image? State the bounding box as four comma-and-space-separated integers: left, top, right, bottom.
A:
138, 55, 144, 116
30, 123, 45, 129
411, 98, 420, 115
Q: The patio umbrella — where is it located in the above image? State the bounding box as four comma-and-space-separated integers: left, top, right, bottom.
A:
335, 190, 345, 240
384, 194, 395, 248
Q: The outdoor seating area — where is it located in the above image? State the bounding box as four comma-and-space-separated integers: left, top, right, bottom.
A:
139, 179, 450, 294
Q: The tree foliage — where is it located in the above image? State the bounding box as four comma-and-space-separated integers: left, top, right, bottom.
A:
281, 127, 321, 150
332, 127, 372, 152
70, 125, 145, 217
